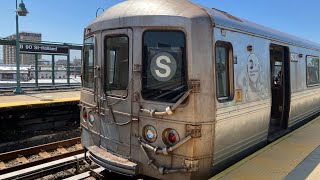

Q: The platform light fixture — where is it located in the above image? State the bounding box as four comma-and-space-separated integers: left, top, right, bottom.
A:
13, 0, 28, 94
16, 1, 29, 16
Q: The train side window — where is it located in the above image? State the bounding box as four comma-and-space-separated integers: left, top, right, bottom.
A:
306, 56, 320, 86
104, 36, 129, 97
82, 36, 95, 89
215, 41, 234, 101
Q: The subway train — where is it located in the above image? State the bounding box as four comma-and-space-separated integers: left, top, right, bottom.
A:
79, 0, 320, 179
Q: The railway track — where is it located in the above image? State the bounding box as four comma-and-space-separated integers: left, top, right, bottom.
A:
0, 137, 155, 180
0, 137, 83, 175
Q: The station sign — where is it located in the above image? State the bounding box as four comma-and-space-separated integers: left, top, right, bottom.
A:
20, 43, 69, 55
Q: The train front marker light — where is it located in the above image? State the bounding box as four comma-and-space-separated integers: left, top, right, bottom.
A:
168, 132, 177, 144
163, 129, 180, 146
143, 125, 157, 143
89, 112, 95, 124
82, 109, 88, 121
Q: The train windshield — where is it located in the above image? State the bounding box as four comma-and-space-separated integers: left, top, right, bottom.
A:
142, 31, 188, 103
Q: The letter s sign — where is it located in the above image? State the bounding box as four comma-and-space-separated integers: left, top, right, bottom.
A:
150, 52, 177, 82
155, 55, 172, 78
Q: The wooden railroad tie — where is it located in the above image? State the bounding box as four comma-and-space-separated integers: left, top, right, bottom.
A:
57, 146, 68, 154
16, 155, 29, 164
75, 143, 82, 150
39, 150, 51, 158
0, 161, 6, 170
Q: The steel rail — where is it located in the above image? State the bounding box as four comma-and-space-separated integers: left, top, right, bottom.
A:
0, 154, 85, 180
0, 137, 83, 174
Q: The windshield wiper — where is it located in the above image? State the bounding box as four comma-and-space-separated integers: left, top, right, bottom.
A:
140, 88, 192, 117
153, 85, 186, 100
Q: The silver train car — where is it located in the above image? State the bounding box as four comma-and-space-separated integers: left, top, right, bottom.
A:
80, 0, 320, 179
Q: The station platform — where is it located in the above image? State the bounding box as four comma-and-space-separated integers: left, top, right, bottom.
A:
0, 90, 80, 112
211, 115, 320, 180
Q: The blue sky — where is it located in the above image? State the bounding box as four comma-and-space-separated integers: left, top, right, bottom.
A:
0, 0, 320, 45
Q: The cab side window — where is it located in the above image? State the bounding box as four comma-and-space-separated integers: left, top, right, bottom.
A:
82, 37, 95, 89
215, 41, 234, 101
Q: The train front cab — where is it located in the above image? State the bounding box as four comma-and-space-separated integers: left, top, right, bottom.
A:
80, 1, 320, 179
80, 5, 215, 179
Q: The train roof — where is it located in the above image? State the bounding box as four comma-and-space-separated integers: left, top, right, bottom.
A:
207, 8, 320, 50
89, 0, 320, 50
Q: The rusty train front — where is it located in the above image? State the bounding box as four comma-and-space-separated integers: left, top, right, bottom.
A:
80, 0, 320, 179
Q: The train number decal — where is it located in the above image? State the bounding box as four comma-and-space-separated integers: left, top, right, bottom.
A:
150, 52, 177, 82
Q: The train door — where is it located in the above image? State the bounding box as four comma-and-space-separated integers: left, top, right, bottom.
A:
268, 44, 291, 140
99, 29, 133, 157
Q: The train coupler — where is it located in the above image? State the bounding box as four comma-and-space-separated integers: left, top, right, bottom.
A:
84, 148, 92, 165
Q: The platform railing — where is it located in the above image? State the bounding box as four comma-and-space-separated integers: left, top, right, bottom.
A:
0, 39, 82, 91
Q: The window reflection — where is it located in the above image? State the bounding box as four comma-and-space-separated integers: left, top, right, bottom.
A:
215, 41, 233, 101
307, 56, 320, 86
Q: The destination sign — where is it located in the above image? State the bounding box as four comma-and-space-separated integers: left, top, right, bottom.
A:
20, 44, 69, 55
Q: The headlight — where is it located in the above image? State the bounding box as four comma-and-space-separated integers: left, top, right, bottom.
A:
143, 125, 157, 143
89, 112, 95, 125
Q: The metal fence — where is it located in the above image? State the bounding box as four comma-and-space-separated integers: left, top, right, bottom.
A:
0, 40, 82, 90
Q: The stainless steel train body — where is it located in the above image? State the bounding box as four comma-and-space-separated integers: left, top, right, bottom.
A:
80, 0, 320, 179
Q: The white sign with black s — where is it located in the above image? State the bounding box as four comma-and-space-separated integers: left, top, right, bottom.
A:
150, 52, 177, 82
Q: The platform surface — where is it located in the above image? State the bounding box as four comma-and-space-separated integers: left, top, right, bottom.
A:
0, 90, 80, 110
211, 116, 320, 180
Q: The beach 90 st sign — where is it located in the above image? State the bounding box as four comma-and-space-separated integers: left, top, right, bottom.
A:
20, 43, 69, 55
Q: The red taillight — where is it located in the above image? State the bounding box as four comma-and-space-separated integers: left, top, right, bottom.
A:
168, 132, 177, 143
163, 129, 180, 146
83, 110, 88, 121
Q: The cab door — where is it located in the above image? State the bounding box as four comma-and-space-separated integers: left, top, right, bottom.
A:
99, 29, 133, 157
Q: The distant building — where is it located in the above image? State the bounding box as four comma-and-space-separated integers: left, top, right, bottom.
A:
70, 58, 81, 77
0, 64, 67, 81
56, 59, 67, 66
3, 44, 15, 64
38, 59, 50, 65
3, 32, 42, 65
29, 65, 67, 80
0, 64, 30, 81
0, 45, 3, 64
73, 58, 81, 66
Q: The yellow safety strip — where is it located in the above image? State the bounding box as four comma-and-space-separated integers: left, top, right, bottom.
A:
0, 97, 80, 108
